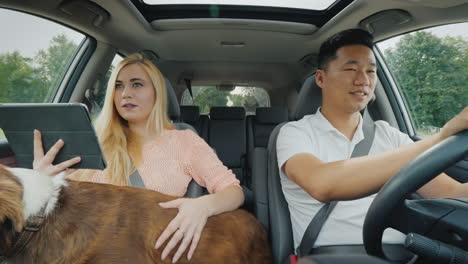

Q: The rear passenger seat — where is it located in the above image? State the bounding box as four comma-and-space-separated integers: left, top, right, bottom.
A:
247, 107, 289, 163
208, 106, 247, 184
208, 106, 258, 211
247, 107, 289, 186
178, 104, 289, 213
180, 105, 209, 142
247, 107, 289, 227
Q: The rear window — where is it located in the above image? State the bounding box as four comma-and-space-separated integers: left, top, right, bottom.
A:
181, 86, 270, 114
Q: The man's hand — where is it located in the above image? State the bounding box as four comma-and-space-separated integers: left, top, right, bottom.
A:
440, 107, 468, 140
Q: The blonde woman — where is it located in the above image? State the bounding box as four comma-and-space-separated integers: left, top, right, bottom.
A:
33, 53, 244, 263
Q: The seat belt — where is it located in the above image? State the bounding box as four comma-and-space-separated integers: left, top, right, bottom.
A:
295, 108, 376, 257
129, 167, 205, 197
129, 169, 145, 188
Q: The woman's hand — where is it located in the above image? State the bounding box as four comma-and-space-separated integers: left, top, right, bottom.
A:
155, 196, 213, 263
33, 129, 81, 176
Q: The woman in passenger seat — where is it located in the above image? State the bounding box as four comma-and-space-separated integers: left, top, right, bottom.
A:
32, 53, 244, 263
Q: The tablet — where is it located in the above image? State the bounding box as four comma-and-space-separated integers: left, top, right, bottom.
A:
0, 103, 107, 170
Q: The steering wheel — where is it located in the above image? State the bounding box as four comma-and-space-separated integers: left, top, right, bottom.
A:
363, 130, 468, 259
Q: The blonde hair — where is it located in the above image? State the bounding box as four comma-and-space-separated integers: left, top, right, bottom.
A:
76, 53, 174, 185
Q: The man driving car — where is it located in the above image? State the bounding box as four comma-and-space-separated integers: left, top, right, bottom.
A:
277, 29, 468, 259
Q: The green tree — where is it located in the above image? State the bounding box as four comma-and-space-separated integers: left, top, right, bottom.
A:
0, 52, 48, 103
191, 86, 229, 113
0, 34, 79, 103
229, 93, 245, 107
228, 87, 267, 113
35, 33, 78, 98
182, 86, 269, 114
385, 32, 468, 131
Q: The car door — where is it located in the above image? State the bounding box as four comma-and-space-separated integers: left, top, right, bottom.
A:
375, 22, 468, 183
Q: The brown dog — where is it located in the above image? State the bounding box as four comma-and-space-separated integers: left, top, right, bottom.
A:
0, 165, 272, 264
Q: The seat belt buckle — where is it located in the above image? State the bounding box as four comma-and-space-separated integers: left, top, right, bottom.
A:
289, 254, 298, 264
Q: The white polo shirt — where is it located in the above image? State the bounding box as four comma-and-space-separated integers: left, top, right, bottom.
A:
277, 109, 413, 249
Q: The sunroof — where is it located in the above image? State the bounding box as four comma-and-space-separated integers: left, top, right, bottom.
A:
131, 0, 354, 26
142, 0, 337, 11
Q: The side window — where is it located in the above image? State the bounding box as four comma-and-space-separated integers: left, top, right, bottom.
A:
0, 8, 85, 103
0, 8, 86, 140
88, 55, 123, 119
377, 23, 468, 137
181, 86, 270, 114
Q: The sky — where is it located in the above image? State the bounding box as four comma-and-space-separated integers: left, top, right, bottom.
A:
1, 7, 468, 59
0, 9, 85, 58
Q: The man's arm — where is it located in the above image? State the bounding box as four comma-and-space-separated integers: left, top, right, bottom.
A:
283, 107, 468, 202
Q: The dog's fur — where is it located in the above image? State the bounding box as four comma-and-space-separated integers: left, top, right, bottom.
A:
0, 165, 272, 264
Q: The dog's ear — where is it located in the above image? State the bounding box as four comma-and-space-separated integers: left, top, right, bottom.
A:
0, 184, 25, 254
0, 215, 22, 254
0, 205, 25, 233
0, 166, 25, 232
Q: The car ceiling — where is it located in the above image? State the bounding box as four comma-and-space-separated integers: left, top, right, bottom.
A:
1, 0, 468, 104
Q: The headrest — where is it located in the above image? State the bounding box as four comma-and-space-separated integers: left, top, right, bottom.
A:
255, 107, 289, 124
290, 74, 322, 120
210, 106, 245, 120
180, 105, 200, 122
165, 78, 180, 120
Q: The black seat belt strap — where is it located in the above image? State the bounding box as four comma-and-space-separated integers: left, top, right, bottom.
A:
129, 166, 204, 197
129, 169, 146, 188
296, 108, 376, 257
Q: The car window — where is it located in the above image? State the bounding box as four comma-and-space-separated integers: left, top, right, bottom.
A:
0, 8, 86, 103
88, 55, 123, 119
377, 23, 468, 137
181, 86, 270, 114
0, 8, 86, 140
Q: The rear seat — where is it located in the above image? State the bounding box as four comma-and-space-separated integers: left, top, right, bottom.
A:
208, 106, 258, 211
247, 107, 289, 228
208, 106, 247, 184
181, 105, 289, 213
247, 107, 289, 156
247, 107, 289, 186
180, 105, 209, 142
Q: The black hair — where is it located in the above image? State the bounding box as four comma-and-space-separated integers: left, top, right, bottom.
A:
317, 29, 374, 70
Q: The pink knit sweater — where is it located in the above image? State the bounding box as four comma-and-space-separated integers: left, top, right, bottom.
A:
88, 129, 239, 196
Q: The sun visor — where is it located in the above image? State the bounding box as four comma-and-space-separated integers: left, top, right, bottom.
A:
359, 9, 412, 34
